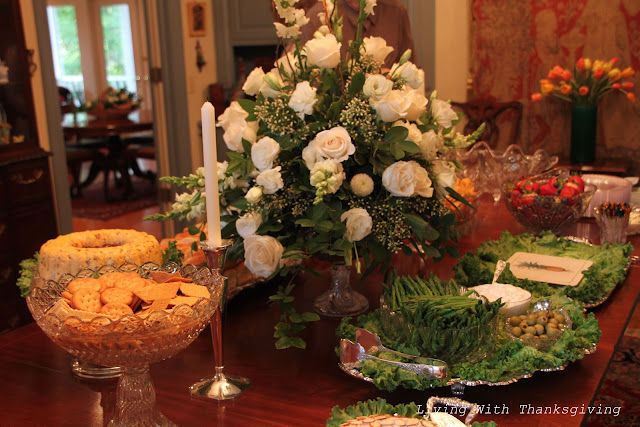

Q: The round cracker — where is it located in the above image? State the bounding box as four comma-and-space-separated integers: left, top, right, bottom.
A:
72, 288, 102, 313
100, 303, 134, 319
100, 287, 134, 306
67, 278, 101, 294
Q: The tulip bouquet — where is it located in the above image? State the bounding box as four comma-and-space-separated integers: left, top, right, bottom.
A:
531, 57, 636, 105
150, 0, 483, 348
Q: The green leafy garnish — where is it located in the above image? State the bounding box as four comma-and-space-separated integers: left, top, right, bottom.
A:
162, 241, 184, 265
17, 253, 39, 297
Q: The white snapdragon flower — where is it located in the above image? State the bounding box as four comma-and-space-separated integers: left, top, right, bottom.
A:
309, 159, 345, 203
364, 0, 377, 15
274, 22, 301, 40
432, 160, 457, 189
363, 74, 393, 101
256, 166, 284, 194
288, 81, 318, 119
341, 208, 373, 242
360, 36, 393, 64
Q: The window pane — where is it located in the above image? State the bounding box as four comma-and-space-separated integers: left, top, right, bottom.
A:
47, 5, 84, 101
100, 4, 137, 93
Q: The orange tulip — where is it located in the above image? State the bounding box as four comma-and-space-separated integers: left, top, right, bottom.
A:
579, 86, 590, 96
560, 83, 572, 95
611, 83, 622, 90
576, 57, 586, 71
593, 69, 605, 80
583, 58, 592, 70
540, 79, 555, 94
531, 93, 543, 102
561, 69, 572, 81
620, 67, 635, 78
622, 81, 635, 90
608, 68, 621, 81
627, 92, 637, 103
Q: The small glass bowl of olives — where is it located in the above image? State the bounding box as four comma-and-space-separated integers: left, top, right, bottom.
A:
505, 307, 572, 351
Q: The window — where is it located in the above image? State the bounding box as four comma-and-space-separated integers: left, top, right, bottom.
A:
100, 4, 137, 92
47, 4, 85, 100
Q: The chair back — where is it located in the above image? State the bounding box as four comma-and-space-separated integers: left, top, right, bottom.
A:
451, 98, 523, 148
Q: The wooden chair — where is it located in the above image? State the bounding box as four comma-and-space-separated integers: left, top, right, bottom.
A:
451, 98, 523, 148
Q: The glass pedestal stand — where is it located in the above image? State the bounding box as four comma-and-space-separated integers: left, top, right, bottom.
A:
71, 359, 123, 379
313, 263, 369, 318
189, 240, 250, 400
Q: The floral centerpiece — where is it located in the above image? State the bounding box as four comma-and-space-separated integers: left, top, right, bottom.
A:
531, 57, 636, 163
149, 0, 483, 348
83, 86, 142, 120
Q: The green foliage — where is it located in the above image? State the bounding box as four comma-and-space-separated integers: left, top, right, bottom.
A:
162, 241, 185, 265
270, 280, 320, 349
17, 253, 39, 297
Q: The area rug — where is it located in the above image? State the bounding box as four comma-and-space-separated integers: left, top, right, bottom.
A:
71, 176, 158, 220
583, 304, 640, 426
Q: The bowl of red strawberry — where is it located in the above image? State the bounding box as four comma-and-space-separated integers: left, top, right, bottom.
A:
505, 169, 595, 233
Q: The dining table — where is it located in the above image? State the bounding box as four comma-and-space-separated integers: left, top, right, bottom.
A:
62, 110, 155, 201
0, 199, 638, 426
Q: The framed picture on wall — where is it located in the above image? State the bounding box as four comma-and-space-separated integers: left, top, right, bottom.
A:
187, 2, 207, 37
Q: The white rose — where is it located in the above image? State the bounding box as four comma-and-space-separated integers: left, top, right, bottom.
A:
275, 52, 299, 77
217, 101, 248, 130
432, 160, 457, 188
222, 120, 258, 152
242, 67, 265, 96
245, 186, 263, 204
251, 136, 280, 171
412, 162, 434, 197
256, 166, 284, 194
304, 33, 341, 69
404, 88, 428, 121
360, 36, 393, 64
243, 235, 283, 278
310, 159, 344, 195
260, 68, 284, 98
364, 0, 377, 15
382, 160, 432, 197
431, 98, 458, 128
350, 173, 374, 197
236, 212, 262, 238
341, 208, 373, 242
390, 61, 423, 89
363, 74, 393, 101
302, 126, 355, 169
393, 120, 422, 144
419, 130, 442, 160
288, 81, 317, 119
372, 90, 411, 122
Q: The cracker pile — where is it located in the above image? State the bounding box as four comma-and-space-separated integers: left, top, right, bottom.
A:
340, 415, 435, 427
61, 270, 210, 319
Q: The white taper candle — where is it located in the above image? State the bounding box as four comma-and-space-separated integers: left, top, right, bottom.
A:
201, 102, 222, 246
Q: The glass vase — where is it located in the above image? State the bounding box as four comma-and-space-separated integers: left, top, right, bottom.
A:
313, 263, 369, 318
570, 104, 597, 164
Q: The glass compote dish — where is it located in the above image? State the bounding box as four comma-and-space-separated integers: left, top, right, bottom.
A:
26, 263, 223, 427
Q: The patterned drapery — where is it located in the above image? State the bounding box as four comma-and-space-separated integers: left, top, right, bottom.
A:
471, 0, 640, 172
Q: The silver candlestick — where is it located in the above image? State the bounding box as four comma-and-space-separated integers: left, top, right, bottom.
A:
189, 239, 250, 400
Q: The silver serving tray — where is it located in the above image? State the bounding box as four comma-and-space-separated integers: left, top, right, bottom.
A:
338, 343, 597, 391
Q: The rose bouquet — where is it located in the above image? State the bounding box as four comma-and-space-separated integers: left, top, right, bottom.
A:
149, 0, 483, 348
82, 87, 142, 119
531, 57, 636, 104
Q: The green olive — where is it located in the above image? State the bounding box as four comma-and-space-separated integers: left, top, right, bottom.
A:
519, 321, 529, 330
521, 333, 534, 339
548, 318, 559, 326
525, 326, 537, 335
536, 317, 548, 326
526, 318, 537, 326
534, 324, 545, 335
538, 334, 549, 340
554, 313, 566, 323
511, 327, 523, 337
547, 328, 562, 338
509, 317, 521, 326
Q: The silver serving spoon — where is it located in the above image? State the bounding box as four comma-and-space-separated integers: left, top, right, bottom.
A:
356, 328, 424, 361
340, 338, 448, 379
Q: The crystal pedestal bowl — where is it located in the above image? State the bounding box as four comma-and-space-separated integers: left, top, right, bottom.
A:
26, 263, 222, 427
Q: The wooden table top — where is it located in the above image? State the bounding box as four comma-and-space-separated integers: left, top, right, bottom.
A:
62, 111, 153, 139
1, 198, 638, 427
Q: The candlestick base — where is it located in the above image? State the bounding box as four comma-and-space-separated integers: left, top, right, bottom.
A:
189, 367, 250, 400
